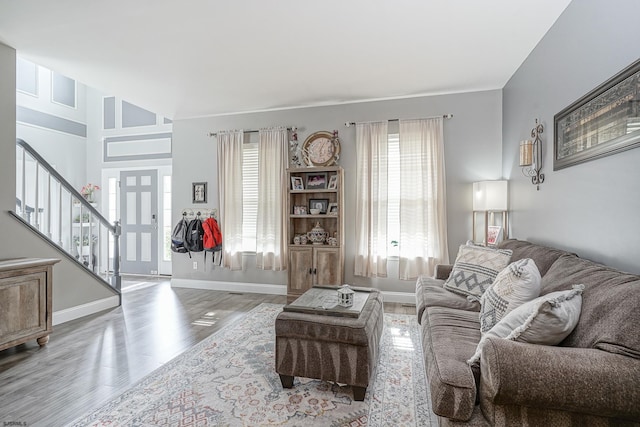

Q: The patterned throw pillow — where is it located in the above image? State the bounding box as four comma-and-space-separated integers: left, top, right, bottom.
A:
468, 285, 584, 367
443, 245, 513, 299
479, 258, 541, 334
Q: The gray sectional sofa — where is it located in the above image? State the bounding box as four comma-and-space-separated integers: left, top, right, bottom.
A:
415, 239, 640, 426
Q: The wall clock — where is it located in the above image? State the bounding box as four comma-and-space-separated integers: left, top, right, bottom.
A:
301, 131, 341, 167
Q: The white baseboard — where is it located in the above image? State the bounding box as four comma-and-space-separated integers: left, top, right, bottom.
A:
171, 278, 287, 295
172, 278, 415, 305
53, 295, 120, 325
380, 291, 416, 305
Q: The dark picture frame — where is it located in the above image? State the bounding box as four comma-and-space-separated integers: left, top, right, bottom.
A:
309, 198, 329, 214
554, 59, 640, 170
192, 182, 207, 203
306, 173, 327, 190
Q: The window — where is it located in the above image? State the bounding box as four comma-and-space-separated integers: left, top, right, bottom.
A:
387, 133, 400, 257
163, 175, 172, 261
242, 142, 259, 251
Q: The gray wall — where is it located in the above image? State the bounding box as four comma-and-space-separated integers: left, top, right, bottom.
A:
503, 0, 640, 274
173, 90, 502, 293
0, 43, 115, 312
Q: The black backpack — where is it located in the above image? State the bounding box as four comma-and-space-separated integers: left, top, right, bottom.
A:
184, 218, 204, 252
171, 216, 190, 257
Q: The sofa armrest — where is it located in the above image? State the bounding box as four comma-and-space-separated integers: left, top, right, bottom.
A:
480, 337, 640, 421
435, 264, 453, 280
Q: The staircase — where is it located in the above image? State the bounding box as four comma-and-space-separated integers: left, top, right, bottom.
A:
14, 138, 121, 294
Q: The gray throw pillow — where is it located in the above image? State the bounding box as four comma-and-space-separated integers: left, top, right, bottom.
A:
468, 284, 584, 367
443, 244, 513, 299
479, 258, 541, 334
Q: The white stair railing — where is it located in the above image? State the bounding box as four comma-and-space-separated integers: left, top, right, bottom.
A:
15, 138, 121, 292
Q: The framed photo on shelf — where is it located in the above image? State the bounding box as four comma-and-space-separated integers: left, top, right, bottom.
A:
487, 225, 503, 246
309, 198, 329, 214
306, 173, 327, 190
327, 202, 338, 215
327, 174, 338, 190
192, 182, 207, 204
291, 176, 304, 190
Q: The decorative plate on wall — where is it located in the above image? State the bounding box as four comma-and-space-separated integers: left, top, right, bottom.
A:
301, 131, 341, 166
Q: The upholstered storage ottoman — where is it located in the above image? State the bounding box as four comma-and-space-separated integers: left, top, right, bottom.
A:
274, 290, 384, 401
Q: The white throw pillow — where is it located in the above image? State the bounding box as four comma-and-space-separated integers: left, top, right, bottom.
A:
479, 258, 541, 334
443, 244, 513, 299
468, 284, 585, 367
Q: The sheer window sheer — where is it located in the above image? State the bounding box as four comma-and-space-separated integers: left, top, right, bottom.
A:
355, 121, 389, 277
217, 131, 244, 270
256, 127, 288, 271
354, 118, 448, 280
398, 118, 449, 279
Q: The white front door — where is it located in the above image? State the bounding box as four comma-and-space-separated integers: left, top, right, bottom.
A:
120, 170, 158, 274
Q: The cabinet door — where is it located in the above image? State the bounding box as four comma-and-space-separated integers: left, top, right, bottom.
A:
0, 272, 47, 344
288, 247, 313, 296
314, 247, 342, 286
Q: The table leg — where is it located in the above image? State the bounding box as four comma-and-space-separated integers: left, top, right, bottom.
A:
279, 374, 294, 389
353, 386, 366, 401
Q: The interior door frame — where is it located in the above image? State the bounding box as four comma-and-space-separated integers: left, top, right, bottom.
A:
101, 165, 172, 275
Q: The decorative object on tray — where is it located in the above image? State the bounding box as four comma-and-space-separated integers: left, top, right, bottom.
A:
301, 130, 341, 167
554, 59, 640, 171
307, 222, 327, 245
337, 284, 355, 307
80, 183, 100, 203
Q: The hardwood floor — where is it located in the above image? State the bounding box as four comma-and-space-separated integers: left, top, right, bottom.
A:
0, 278, 416, 426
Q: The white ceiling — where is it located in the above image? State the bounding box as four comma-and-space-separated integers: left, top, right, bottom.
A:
0, 0, 572, 120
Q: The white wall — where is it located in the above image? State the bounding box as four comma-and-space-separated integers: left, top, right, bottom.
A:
503, 0, 640, 274
172, 90, 503, 293
1, 43, 116, 313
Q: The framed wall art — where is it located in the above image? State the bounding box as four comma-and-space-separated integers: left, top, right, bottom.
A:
554, 59, 640, 170
192, 182, 207, 203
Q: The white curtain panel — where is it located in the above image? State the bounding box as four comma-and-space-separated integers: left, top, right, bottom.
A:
354, 121, 389, 277
217, 130, 244, 270
256, 127, 288, 271
398, 118, 449, 280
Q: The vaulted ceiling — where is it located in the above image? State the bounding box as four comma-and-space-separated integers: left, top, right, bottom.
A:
0, 0, 572, 119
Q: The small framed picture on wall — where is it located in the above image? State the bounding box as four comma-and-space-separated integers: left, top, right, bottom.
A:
192, 182, 207, 204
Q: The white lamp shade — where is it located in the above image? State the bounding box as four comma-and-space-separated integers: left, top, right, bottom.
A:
473, 180, 508, 211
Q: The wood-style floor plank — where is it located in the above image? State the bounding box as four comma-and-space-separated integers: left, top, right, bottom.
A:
0, 277, 416, 426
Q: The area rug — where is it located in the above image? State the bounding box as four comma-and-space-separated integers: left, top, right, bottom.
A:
69, 303, 437, 426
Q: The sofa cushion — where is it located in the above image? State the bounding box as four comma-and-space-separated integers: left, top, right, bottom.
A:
416, 275, 480, 324
443, 245, 512, 299
479, 258, 541, 333
421, 306, 480, 421
496, 239, 576, 277
469, 285, 584, 366
541, 255, 640, 358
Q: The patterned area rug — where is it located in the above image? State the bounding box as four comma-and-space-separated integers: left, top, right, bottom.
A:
69, 303, 436, 426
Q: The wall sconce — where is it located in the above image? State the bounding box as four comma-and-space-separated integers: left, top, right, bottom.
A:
519, 119, 544, 190
472, 180, 508, 245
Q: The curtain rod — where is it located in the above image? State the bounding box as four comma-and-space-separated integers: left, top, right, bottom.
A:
208, 127, 295, 137
344, 114, 453, 127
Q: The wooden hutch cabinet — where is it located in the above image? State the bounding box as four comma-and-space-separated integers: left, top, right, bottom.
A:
287, 167, 344, 302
